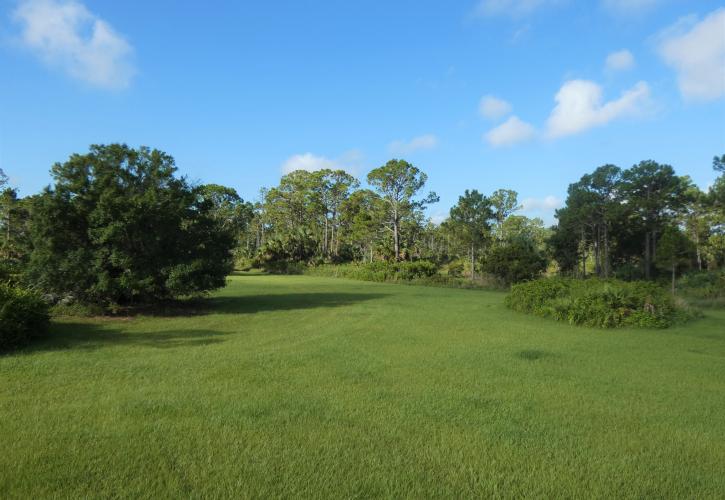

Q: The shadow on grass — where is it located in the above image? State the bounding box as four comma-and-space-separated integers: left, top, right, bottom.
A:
124, 292, 388, 317
204, 292, 388, 315
18, 292, 387, 354
21, 324, 228, 354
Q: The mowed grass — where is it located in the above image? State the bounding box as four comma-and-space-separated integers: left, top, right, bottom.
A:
2, 275, 725, 498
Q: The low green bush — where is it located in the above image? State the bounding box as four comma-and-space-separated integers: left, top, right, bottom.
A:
307, 262, 507, 290
677, 271, 725, 307
506, 277, 697, 328
50, 302, 105, 318
0, 284, 50, 351
308, 261, 438, 282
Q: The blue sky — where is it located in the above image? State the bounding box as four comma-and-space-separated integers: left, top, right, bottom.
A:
1, 0, 724, 224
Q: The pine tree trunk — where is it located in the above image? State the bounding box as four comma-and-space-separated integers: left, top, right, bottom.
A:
644, 231, 651, 280
594, 224, 601, 277
323, 218, 328, 256
603, 223, 610, 278
695, 231, 702, 270
470, 244, 475, 281
4, 211, 9, 260
580, 226, 587, 278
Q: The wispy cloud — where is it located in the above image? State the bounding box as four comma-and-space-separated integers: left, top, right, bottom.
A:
474, 0, 562, 17
12, 0, 135, 89
484, 116, 536, 147
476, 0, 662, 18
657, 8, 725, 101
601, 0, 661, 15
479, 95, 512, 120
388, 134, 439, 155
546, 80, 650, 138
605, 49, 635, 72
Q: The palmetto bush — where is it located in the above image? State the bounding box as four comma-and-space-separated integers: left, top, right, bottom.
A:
506, 277, 696, 328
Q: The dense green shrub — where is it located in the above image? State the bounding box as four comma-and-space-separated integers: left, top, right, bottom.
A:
444, 259, 465, 278
506, 277, 696, 328
24, 145, 236, 306
483, 239, 548, 284
677, 271, 725, 308
0, 284, 50, 351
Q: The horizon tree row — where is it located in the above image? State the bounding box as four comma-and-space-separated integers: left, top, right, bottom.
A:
239, 159, 549, 282
0, 145, 723, 306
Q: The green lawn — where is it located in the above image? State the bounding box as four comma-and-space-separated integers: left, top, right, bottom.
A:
2, 275, 724, 498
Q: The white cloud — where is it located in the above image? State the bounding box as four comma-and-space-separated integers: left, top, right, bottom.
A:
429, 212, 447, 225
281, 151, 361, 175
484, 116, 536, 147
388, 134, 439, 155
479, 95, 512, 120
520, 195, 563, 224
521, 195, 563, 211
12, 0, 134, 89
546, 80, 650, 138
281, 153, 335, 174
657, 8, 725, 101
605, 49, 635, 71
601, 0, 661, 14
475, 0, 560, 17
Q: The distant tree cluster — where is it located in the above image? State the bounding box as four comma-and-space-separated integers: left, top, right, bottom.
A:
550, 159, 725, 283
237, 159, 549, 283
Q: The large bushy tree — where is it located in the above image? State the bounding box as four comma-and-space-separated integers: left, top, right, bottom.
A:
25, 144, 237, 305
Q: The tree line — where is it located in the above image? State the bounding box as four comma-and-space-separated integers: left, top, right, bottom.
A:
1, 144, 723, 306
550, 158, 725, 283
236, 159, 550, 281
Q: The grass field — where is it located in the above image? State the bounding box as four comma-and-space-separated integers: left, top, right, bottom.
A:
2, 274, 724, 498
